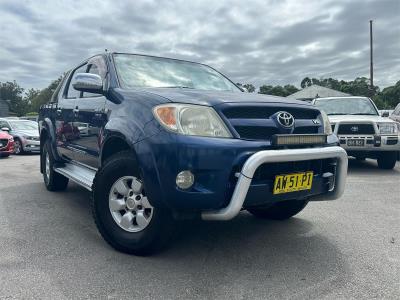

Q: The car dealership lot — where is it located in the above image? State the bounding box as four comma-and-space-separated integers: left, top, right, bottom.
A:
0, 155, 399, 299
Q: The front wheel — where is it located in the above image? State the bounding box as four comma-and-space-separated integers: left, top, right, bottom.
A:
14, 139, 24, 155
247, 200, 308, 220
377, 152, 397, 170
92, 151, 175, 255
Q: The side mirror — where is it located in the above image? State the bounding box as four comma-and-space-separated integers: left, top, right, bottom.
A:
381, 111, 390, 117
1, 127, 10, 132
72, 73, 104, 94
241, 87, 249, 93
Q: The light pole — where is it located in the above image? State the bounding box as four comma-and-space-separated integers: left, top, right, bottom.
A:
369, 20, 374, 95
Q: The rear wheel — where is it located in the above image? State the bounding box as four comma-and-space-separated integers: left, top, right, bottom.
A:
377, 152, 397, 170
247, 200, 308, 220
92, 151, 175, 255
41, 140, 69, 191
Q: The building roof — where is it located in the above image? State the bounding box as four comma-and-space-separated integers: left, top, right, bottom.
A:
287, 84, 351, 100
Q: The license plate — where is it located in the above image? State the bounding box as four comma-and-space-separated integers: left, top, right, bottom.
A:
347, 139, 364, 147
273, 171, 313, 195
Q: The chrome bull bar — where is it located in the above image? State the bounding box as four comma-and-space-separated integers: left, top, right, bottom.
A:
201, 146, 348, 221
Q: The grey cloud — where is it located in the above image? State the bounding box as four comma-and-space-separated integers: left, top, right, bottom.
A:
0, 0, 398, 90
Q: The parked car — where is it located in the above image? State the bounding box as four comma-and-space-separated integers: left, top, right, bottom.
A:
0, 118, 40, 154
0, 129, 14, 157
39, 52, 348, 255
313, 96, 400, 169
390, 103, 400, 123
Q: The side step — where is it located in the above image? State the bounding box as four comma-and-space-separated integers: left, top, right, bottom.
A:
54, 163, 96, 191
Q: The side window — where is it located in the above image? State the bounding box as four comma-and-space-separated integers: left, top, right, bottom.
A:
394, 104, 400, 115
66, 64, 87, 99
82, 64, 102, 98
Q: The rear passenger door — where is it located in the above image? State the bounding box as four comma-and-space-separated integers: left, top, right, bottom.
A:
72, 56, 108, 169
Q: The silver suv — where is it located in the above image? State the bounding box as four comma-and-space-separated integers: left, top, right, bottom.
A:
313, 97, 400, 169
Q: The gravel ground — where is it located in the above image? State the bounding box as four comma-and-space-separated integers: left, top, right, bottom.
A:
0, 155, 399, 299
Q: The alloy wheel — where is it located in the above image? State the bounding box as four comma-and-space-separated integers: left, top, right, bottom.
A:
108, 176, 153, 232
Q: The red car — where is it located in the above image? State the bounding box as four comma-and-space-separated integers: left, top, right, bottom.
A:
0, 130, 14, 157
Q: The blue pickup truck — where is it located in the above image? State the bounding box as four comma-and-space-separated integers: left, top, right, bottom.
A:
38, 53, 348, 255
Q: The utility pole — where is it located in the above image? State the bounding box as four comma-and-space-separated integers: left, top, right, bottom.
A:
369, 20, 374, 95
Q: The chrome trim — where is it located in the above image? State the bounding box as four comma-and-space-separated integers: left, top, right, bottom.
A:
201, 146, 348, 221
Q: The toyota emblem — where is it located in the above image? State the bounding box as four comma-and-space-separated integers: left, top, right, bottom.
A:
350, 126, 359, 132
277, 111, 295, 128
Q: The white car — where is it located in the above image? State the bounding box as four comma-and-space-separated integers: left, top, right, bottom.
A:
313, 96, 400, 169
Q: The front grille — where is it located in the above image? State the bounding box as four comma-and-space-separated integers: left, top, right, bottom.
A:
293, 126, 319, 134
0, 139, 9, 149
337, 123, 375, 135
220, 105, 322, 141
234, 126, 279, 140
223, 107, 319, 119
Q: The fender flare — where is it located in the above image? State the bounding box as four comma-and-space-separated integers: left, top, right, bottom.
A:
41, 118, 62, 162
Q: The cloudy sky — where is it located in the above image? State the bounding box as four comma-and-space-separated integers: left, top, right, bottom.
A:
0, 0, 399, 90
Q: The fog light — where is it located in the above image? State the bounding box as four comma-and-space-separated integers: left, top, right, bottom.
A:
176, 171, 194, 189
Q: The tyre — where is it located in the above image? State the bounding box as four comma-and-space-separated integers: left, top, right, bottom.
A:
377, 152, 397, 170
92, 151, 175, 255
41, 139, 69, 191
14, 138, 24, 155
247, 200, 308, 220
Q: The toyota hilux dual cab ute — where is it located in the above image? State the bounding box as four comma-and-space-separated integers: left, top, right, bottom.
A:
313, 97, 400, 169
39, 53, 348, 255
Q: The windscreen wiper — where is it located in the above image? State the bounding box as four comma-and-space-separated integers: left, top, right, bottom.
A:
349, 113, 377, 115
159, 86, 194, 89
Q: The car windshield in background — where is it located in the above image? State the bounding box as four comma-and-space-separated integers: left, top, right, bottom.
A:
113, 54, 241, 92
9, 121, 38, 130
314, 98, 378, 116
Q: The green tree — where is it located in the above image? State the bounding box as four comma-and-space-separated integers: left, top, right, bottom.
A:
29, 76, 63, 113
236, 83, 256, 93
0, 81, 28, 116
259, 84, 299, 97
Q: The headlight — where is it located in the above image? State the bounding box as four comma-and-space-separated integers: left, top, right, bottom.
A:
320, 110, 332, 135
153, 104, 232, 138
377, 122, 399, 134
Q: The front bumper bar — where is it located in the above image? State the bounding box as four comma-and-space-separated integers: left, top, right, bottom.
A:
201, 146, 348, 221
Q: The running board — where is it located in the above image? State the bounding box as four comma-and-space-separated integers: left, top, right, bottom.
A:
54, 163, 96, 191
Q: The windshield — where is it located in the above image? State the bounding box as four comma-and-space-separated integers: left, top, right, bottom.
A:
113, 54, 241, 92
314, 97, 378, 116
9, 121, 38, 131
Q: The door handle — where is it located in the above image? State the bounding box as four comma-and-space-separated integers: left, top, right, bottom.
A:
73, 106, 79, 117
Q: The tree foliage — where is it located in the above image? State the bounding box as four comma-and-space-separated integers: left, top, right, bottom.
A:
259, 84, 299, 97
0, 81, 27, 116
2, 76, 399, 116
236, 83, 256, 93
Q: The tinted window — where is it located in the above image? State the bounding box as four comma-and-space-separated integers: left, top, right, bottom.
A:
66, 64, 87, 99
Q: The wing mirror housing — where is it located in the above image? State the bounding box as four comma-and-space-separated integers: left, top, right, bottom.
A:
381, 111, 390, 117
1, 127, 10, 132
72, 73, 104, 94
